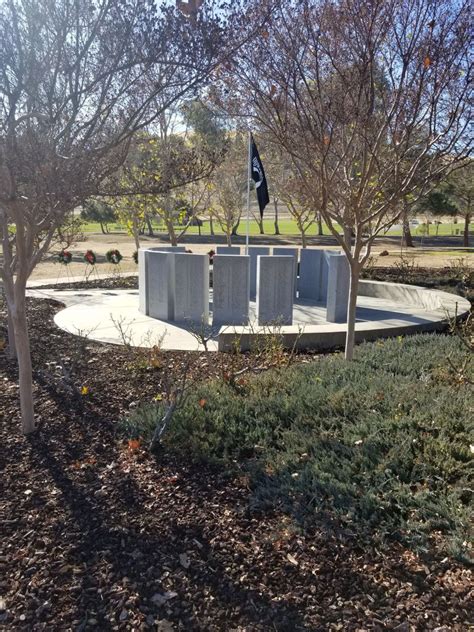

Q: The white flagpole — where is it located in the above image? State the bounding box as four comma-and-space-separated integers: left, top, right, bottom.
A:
245, 130, 251, 255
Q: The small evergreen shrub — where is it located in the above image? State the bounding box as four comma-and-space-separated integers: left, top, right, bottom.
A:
124, 333, 473, 556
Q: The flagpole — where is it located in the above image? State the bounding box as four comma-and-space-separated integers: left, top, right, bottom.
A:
245, 130, 251, 255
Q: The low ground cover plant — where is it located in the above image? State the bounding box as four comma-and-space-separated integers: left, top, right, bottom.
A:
123, 333, 473, 559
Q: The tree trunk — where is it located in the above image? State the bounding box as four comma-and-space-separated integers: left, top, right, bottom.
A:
100, 222, 106, 234
257, 217, 265, 234
402, 212, 414, 247
317, 214, 323, 236
300, 226, 307, 248
7, 307, 17, 359
146, 216, 154, 237
344, 263, 360, 361
343, 226, 352, 250
226, 231, 232, 246
231, 218, 240, 236
133, 230, 140, 252
165, 220, 178, 246
209, 216, 215, 236
463, 214, 470, 247
273, 199, 280, 235
11, 293, 36, 434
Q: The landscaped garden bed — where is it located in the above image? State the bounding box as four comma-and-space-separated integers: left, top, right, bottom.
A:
1, 266, 472, 629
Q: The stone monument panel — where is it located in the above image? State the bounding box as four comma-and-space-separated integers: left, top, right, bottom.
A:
148, 246, 186, 252
173, 253, 209, 325
248, 246, 270, 299
298, 249, 323, 300
273, 247, 298, 296
320, 250, 342, 304
212, 255, 250, 326
138, 248, 149, 314
257, 256, 294, 325
216, 246, 241, 255
146, 251, 175, 321
326, 254, 350, 323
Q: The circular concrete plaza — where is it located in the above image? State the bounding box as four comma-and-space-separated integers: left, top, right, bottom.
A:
27, 279, 469, 352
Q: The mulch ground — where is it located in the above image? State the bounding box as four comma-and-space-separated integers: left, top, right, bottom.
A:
1, 287, 473, 631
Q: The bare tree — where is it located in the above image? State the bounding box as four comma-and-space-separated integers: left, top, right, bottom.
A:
446, 161, 473, 247
276, 169, 316, 248
0, 0, 239, 434
209, 132, 247, 245
222, 0, 471, 359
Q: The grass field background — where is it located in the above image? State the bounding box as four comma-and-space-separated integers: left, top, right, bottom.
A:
81, 218, 470, 238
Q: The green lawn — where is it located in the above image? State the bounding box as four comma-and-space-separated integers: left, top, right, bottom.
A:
81, 218, 469, 238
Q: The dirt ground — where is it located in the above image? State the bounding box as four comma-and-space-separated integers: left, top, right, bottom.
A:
29, 231, 473, 281
1, 297, 472, 630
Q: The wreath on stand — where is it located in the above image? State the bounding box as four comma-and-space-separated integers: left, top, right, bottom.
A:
58, 250, 72, 265
105, 249, 123, 265
84, 249, 97, 265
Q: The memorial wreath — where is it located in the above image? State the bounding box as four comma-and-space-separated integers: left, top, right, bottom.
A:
84, 249, 97, 265
58, 250, 72, 265
106, 249, 123, 265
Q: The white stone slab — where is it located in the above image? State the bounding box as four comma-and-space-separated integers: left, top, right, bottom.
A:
146, 251, 175, 321
173, 253, 209, 325
273, 247, 298, 296
212, 255, 250, 326
248, 247, 270, 299
138, 249, 148, 314
326, 254, 350, 323
216, 246, 241, 255
298, 249, 322, 300
257, 256, 294, 325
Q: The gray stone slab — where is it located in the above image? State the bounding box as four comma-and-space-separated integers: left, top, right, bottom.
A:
320, 251, 342, 303
138, 249, 148, 314
173, 253, 209, 325
139, 247, 186, 315
298, 249, 322, 300
147, 246, 186, 252
212, 255, 250, 326
216, 246, 241, 255
326, 254, 350, 323
273, 247, 298, 296
248, 247, 270, 299
146, 251, 175, 321
257, 256, 294, 325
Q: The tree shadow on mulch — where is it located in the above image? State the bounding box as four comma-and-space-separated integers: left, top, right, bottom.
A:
26, 434, 318, 630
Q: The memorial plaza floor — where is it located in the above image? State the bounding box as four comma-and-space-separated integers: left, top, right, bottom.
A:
26, 279, 469, 352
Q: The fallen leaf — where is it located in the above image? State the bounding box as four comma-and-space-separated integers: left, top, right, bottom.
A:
286, 553, 298, 566
128, 438, 141, 451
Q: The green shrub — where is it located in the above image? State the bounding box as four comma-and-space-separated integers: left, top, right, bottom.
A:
124, 333, 473, 556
